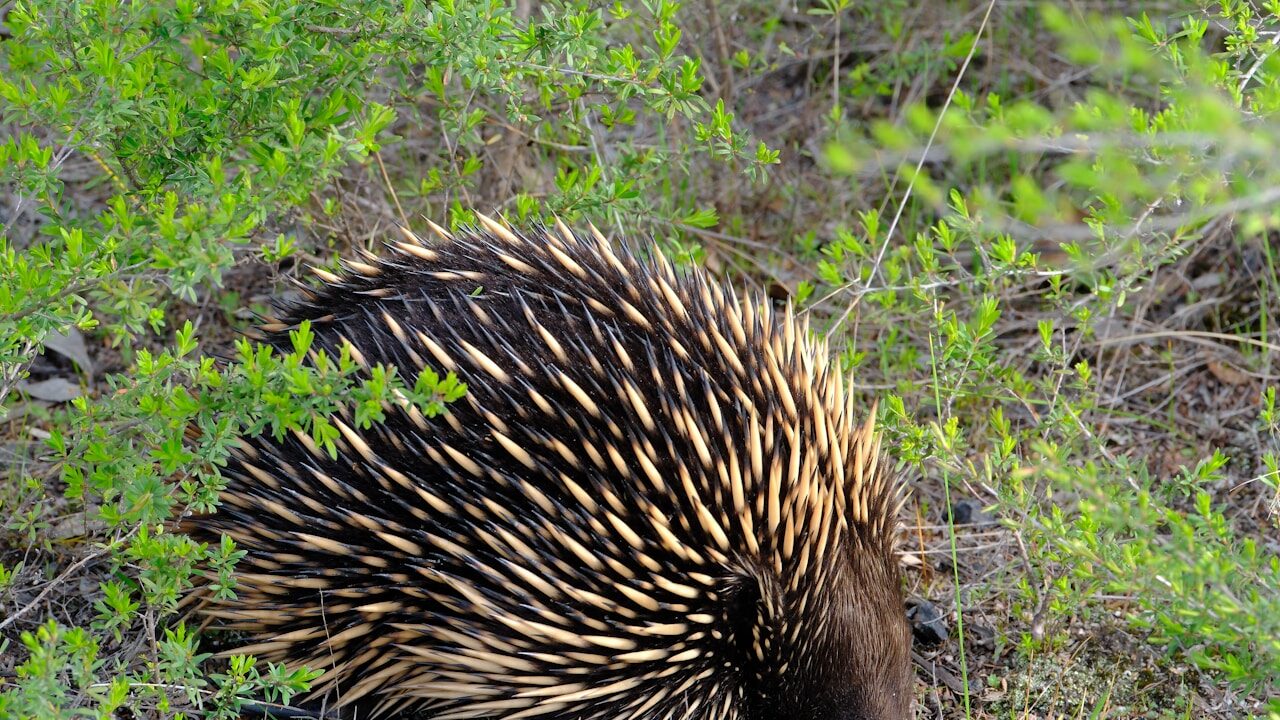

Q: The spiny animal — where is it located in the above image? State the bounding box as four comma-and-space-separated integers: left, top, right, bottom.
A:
187, 215, 912, 720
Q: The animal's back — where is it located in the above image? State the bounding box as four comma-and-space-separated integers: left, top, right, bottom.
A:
190, 218, 913, 720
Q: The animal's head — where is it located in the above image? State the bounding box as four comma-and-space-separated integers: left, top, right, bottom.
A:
727, 548, 913, 720
717, 411, 913, 720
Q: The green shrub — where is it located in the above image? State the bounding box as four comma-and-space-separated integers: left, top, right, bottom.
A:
822, 4, 1280, 710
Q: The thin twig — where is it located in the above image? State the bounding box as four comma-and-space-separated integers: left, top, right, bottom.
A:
0, 527, 138, 633
704, 0, 734, 101
827, 0, 999, 337
1092, 329, 1280, 355
374, 149, 409, 228
306, 24, 362, 36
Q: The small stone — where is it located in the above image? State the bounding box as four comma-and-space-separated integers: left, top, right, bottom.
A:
907, 598, 948, 646
950, 498, 993, 526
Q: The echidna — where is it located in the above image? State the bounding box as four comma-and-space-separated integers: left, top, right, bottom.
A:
187, 215, 912, 720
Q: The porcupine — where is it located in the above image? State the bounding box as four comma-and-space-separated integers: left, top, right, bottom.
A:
186, 215, 913, 720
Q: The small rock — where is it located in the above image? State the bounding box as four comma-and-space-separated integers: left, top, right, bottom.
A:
907, 598, 948, 646
43, 328, 94, 376
950, 498, 993, 526
18, 377, 81, 402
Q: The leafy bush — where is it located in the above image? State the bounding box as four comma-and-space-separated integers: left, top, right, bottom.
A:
822, 4, 1280, 711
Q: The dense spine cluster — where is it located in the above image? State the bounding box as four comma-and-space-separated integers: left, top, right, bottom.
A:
189, 216, 912, 720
